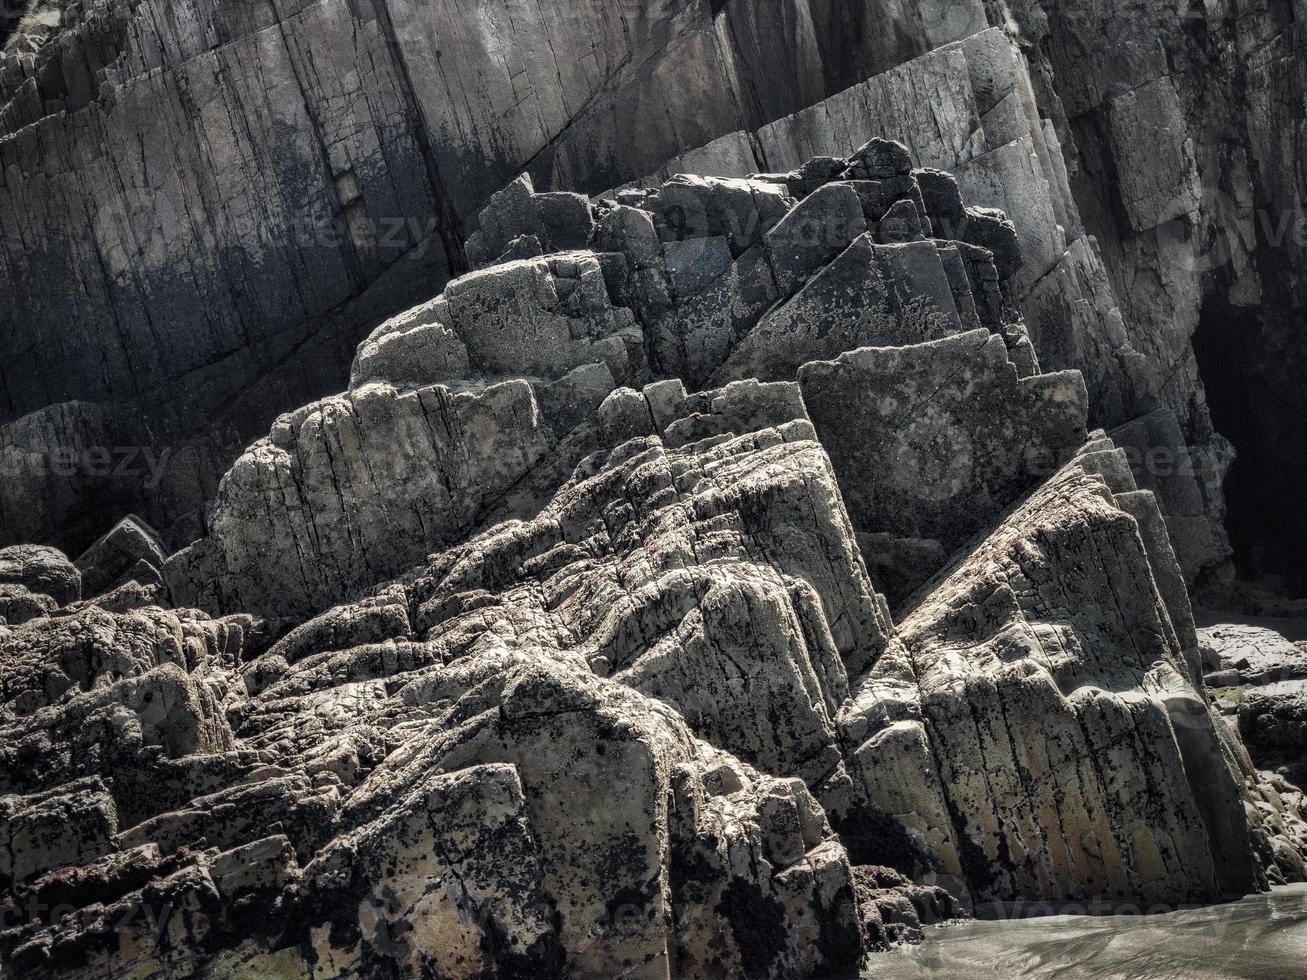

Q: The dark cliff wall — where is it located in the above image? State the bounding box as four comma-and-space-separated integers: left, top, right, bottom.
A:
1002, 0, 1307, 595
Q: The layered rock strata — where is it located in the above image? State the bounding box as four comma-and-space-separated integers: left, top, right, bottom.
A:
164, 142, 1054, 622
1, 139, 1301, 977
1003, 0, 1307, 596
610, 26, 1233, 591
5, 1, 1304, 612
0, 0, 992, 557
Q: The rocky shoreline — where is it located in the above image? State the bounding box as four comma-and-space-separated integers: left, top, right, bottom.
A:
2, 2, 1306, 977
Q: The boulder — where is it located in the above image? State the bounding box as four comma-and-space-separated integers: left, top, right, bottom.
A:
0, 545, 80, 606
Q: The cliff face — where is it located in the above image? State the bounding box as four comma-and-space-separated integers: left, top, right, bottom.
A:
1004, 0, 1307, 597
3, 2, 1307, 977
9, 0, 1302, 606
0, 0, 988, 555
5, 0, 1304, 604
1, 136, 1302, 977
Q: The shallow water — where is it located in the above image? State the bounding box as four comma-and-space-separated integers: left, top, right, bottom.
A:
859, 885, 1307, 979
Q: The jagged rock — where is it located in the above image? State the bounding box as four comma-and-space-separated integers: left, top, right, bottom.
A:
165, 380, 559, 622
834, 447, 1261, 903
168, 143, 1047, 625
622, 25, 1240, 587
465, 173, 595, 268
1007, 0, 1307, 593
710, 238, 967, 385
5, 5, 1307, 973
1200, 625, 1307, 687
0, 584, 56, 626
74, 516, 166, 599
4, 422, 896, 977
798, 330, 1088, 602
851, 865, 962, 949
1241, 687, 1307, 762
349, 298, 471, 390
7, 0, 1303, 605
1, 0, 995, 557
645, 174, 791, 257
845, 138, 914, 180
0, 778, 120, 888
763, 181, 868, 293
5, 384, 1289, 977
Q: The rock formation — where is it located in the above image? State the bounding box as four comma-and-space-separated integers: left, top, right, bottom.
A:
3, 126, 1305, 976
3, 2, 1307, 977
0, 0, 995, 557
7, 2, 1299, 606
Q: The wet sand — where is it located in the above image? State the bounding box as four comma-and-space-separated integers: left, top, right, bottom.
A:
859, 885, 1307, 979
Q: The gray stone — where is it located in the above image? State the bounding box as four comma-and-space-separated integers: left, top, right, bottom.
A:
74, 515, 167, 598
712, 237, 963, 384
0, 544, 80, 606
798, 330, 1089, 584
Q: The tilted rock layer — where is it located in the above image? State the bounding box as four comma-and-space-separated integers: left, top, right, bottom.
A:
2, 125, 1303, 977
4, 2, 1307, 977
10, 1, 1303, 610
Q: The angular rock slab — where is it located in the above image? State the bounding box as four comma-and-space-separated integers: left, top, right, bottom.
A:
166, 380, 558, 622
798, 329, 1088, 601
837, 451, 1260, 904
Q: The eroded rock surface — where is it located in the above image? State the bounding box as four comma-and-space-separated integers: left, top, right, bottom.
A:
0, 0, 993, 558
4, 5, 1307, 974
163, 140, 1044, 624
6, 393, 1282, 978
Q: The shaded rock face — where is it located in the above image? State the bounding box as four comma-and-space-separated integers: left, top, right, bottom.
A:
1199, 622, 1307, 822
1195, 619, 1307, 886
2, 1, 1302, 602
0, 0, 989, 558
799, 331, 1088, 602
996, 0, 1307, 596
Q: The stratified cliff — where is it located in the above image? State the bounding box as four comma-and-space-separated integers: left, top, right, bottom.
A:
8, 1, 1303, 608
3, 2, 1307, 977
2, 137, 1303, 978
0, 0, 990, 554
1005, 0, 1307, 598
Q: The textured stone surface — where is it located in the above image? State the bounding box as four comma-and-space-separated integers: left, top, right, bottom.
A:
3, 420, 894, 978
838, 448, 1259, 903
617, 25, 1243, 589
73, 516, 166, 600
1002, 0, 1307, 595
3, 407, 1283, 975
164, 141, 1040, 625
4, 3, 1307, 975
0, 0, 991, 558
1197, 620, 1307, 808
798, 330, 1088, 602
0, 544, 80, 607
